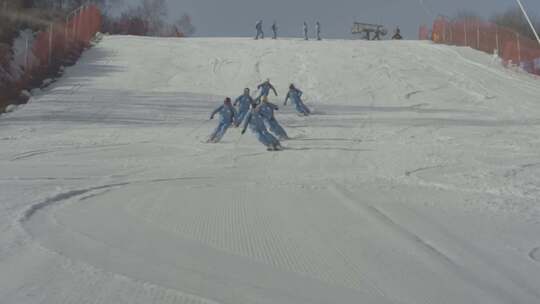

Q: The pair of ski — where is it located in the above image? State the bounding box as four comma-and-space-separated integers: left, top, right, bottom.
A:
267, 143, 283, 151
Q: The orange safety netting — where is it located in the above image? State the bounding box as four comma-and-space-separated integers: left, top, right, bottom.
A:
1, 4, 101, 108
1, 4, 101, 109
418, 25, 430, 40
32, 4, 101, 71
429, 16, 540, 76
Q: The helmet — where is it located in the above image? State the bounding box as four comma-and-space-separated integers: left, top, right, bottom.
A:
289, 83, 295, 89
244, 88, 250, 93
224, 97, 232, 103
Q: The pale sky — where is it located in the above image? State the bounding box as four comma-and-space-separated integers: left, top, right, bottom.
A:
115, 0, 540, 39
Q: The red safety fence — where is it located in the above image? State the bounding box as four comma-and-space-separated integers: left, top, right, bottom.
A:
1, 4, 101, 110
418, 25, 430, 41
30, 4, 101, 75
427, 16, 540, 76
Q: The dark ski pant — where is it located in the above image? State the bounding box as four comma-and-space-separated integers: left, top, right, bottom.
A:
210, 121, 232, 142
267, 118, 288, 139
256, 29, 264, 39
255, 129, 279, 146
293, 99, 310, 115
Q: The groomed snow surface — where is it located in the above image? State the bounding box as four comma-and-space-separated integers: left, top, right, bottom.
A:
1, 36, 540, 304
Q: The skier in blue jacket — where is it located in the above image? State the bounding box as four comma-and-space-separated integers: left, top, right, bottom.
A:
234, 88, 254, 127
241, 103, 282, 151
259, 96, 289, 140
207, 97, 236, 143
303, 22, 309, 40
255, 79, 278, 102
284, 84, 311, 116
272, 21, 278, 39
255, 20, 264, 40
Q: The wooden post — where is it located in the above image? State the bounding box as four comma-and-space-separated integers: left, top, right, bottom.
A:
72, 10, 77, 40
464, 22, 468, 46
476, 22, 480, 49
48, 24, 53, 66
495, 27, 499, 54
24, 37, 29, 71
77, 8, 82, 41
65, 16, 69, 52
449, 23, 453, 43
516, 33, 521, 63
442, 21, 446, 42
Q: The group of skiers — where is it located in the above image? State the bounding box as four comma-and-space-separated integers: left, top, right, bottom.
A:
256, 20, 322, 41
207, 80, 311, 151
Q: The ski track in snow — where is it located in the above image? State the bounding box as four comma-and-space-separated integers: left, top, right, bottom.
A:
1, 37, 540, 304
10, 142, 148, 161
21, 177, 212, 222
404, 165, 445, 177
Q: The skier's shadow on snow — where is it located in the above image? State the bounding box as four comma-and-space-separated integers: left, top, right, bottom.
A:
291, 137, 362, 143
308, 105, 474, 115
284, 147, 370, 152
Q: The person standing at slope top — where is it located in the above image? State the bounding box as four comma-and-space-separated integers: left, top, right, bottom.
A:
303, 22, 309, 40
234, 88, 254, 127
259, 96, 289, 140
255, 79, 278, 102
272, 21, 278, 39
284, 84, 311, 116
316, 21, 321, 40
242, 103, 282, 151
392, 27, 403, 40
208, 98, 237, 143
255, 20, 264, 40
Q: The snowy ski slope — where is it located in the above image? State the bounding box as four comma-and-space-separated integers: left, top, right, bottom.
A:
1, 36, 540, 304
